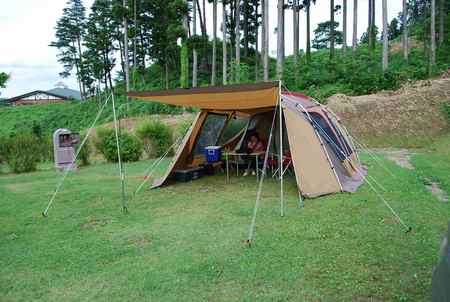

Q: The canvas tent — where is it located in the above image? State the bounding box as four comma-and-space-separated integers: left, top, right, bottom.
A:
129, 81, 366, 198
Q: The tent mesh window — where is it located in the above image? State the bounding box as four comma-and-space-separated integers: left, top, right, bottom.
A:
221, 116, 249, 143
309, 112, 348, 160
194, 113, 228, 156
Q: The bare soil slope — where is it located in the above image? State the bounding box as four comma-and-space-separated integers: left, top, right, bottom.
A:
327, 78, 450, 147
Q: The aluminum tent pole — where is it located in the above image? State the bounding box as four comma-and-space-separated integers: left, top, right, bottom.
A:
111, 93, 127, 213
279, 80, 284, 217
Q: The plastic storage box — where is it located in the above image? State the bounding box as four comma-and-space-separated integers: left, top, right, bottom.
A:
172, 167, 204, 182
205, 146, 221, 163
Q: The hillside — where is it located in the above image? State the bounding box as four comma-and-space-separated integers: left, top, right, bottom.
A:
0, 98, 184, 137
327, 78, 450, 147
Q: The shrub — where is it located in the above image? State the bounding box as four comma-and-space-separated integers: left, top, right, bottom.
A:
442, 101, 450, 123
94, 128, 143, 162
38, 135, 53, 162
78, 135, 91, 166
3, 133, 41, 173
136, 120, 173, 158
176, 118, 194, 140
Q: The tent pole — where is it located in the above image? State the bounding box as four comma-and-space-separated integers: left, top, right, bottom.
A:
111, 92, 127, 213
279, 80, 284, 217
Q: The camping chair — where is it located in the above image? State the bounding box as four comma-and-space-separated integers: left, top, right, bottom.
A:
271, 152, 293, 179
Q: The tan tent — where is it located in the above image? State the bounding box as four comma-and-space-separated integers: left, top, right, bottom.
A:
128, 81, 366, 198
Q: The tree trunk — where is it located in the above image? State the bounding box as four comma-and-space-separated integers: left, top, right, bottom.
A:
165, 60, 169, 89
439, 0, 444, 46
235, 0, 241, 83
352, 0, 358, 52
370, 0, 376, 51
195, 0, 207, 37
193, 0, 198, 87
76, 37, 86, 99
431, 0, 436, 66
342, 0, 347, 56
212, 0, 217, 85
133, 0, 137, 69
382, 0, 388, 72
306, 3, 311, 62
243, 0, 249, 58
293, 0, 299, 67
330, 0, 335, 60
277, 0, 284, 79
180, 0, 189, 88
123, 0, 130, 96
222, 1, 228, 85
255, 1, 259, 81
262, 0, 269, 81
402, 0, 408, 60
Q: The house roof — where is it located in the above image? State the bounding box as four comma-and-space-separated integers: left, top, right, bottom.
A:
4, 88, 81, 104
47, 87, 81, 100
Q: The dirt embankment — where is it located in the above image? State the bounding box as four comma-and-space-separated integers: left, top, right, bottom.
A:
327, 78, 450, 147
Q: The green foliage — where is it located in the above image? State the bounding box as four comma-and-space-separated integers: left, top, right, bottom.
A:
94, 128, 143, 162
180, 42, 189, 88
283, 41, 448, 99
136, 120, 173, 158
312, 21, 343, 50
441, 100, 450, 123
0, 72, 9, 88
176, 117, 194, 140
78, 135, 91, 166
3, 133, 41, 173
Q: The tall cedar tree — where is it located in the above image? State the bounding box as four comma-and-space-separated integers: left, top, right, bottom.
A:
50, 0, 87, 99
84, 0, 117, 91
147, 0, 186, 89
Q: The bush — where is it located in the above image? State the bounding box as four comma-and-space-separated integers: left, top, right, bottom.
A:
78, 135, 91, 166
94, 128, 143, 162
38, 135, 54, 162
442, 101, 450, 123
136, 120, 173, 158
176, 118, 194, 140
3, 133, 41, 173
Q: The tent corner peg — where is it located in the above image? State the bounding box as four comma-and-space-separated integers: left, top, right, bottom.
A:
405, 226, 413, 234
244, 239, 252, 247
42, 211, 48, 218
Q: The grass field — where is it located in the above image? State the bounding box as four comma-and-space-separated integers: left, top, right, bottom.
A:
1, 145, 449, 301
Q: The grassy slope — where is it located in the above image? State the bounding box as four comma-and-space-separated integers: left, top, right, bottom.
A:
1, 153, 449, 301
0, 98, 183, 136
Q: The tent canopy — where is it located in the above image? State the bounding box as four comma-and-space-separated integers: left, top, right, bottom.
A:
128, 82, 280, 110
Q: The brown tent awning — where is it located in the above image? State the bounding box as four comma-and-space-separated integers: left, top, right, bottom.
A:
127, 82, 280, 110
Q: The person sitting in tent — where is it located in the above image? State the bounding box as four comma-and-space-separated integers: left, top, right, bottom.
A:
242, 132, 266, 177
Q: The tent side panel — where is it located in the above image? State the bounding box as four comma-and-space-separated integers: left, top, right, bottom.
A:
152, 111, 207, 188
283, 106, 341, 197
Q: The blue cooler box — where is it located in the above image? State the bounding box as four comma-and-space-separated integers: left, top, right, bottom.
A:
205, 146, 222, 163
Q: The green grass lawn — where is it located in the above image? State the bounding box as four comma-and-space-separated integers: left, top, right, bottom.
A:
0, 151, 449, 301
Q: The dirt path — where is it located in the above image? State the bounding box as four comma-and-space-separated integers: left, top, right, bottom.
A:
373, 148, 415, 170
372, 148, 448, 203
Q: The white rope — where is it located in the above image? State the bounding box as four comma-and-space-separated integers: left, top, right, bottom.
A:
133, 136, 183, 195
42, 94, 111, 217
246, 99, 278, 246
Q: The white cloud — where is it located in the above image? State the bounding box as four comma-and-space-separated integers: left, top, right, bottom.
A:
0, 0, 401, 98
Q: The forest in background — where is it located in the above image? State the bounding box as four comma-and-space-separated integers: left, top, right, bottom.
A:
48, 0, 450, 102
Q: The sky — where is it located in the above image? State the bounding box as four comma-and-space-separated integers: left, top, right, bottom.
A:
0, 0, 402, 98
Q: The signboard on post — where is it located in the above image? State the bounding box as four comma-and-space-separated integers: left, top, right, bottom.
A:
53, 129, 80, 171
